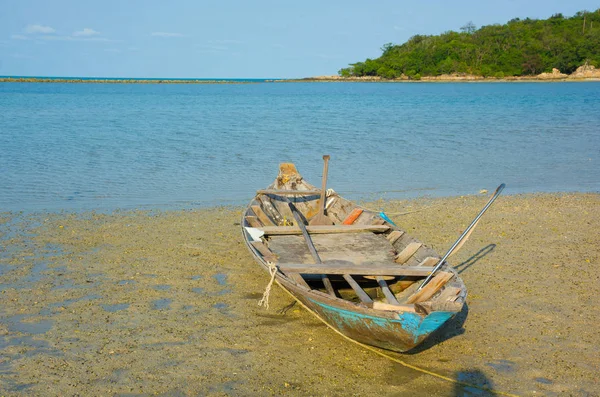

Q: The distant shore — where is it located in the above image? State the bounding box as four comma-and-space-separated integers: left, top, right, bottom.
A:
2, 65, 600, 84
292, 65, 600, 83
0, 77, 269, 84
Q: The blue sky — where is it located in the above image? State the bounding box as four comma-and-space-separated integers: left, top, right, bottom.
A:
0, 0, 598, 78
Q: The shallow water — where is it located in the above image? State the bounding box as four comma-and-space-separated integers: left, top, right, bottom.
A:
0, 194, 599, 395
1, 82, 599, 212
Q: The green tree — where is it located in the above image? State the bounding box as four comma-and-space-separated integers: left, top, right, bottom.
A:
338, 9, 600, 78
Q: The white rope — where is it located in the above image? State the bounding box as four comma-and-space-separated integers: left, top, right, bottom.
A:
258, 262, 278, 309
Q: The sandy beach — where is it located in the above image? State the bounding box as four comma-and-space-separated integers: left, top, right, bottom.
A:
1, 193, 599, 396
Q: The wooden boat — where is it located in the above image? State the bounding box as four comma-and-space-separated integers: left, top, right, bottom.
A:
241, 162, 466, 352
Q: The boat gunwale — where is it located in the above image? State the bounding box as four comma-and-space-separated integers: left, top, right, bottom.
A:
241, 191, 467, 319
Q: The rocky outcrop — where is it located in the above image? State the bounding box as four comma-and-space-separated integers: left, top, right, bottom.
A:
421, 73, 484, 81
568, 64, 600, 79
536, 68, 568, 80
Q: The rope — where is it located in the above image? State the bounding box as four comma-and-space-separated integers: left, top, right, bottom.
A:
358, 201, 446, 216
271, 280, 519, 397
257, 262, 277, 309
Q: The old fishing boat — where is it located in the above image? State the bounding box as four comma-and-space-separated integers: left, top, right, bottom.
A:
242, 156, 503, 352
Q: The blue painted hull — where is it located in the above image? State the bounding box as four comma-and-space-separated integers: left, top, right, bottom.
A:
306, 298, 455, 351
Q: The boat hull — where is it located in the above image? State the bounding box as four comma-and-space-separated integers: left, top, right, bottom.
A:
276, 269, 457, 352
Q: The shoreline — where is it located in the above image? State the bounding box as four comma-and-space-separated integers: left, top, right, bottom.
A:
2, 75, 600, 84
3, 189, 599, 215
1, 192, 598, 395
0, 77, 264, 84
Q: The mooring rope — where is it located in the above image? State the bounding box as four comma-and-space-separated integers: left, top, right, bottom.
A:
269, 280, 519, 397
257, 262, 278, 309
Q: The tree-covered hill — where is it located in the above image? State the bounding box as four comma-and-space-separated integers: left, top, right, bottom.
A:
339, 10, 600, 79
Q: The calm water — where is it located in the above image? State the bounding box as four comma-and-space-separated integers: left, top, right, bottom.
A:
1, 82, 599, 212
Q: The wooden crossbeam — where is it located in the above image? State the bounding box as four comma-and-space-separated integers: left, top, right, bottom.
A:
376, 276, 401, 305
278, 263, 434, 276
286, 273, 311, 289
257, 189, 322, 196
343, 274, 373, 304
258, 224, 390, 235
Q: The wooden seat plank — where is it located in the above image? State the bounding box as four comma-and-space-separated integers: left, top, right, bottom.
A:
386, 230, 404, 244
259, 224, 390, 235
395, 242, 423, 263
407, 272, 454, 304
419, 256, 440, 267
257, 189, 322, 196
278, 263, 434, 276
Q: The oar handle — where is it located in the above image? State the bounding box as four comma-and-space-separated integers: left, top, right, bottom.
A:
319, 155, 330, 214
417, 183, 505, 291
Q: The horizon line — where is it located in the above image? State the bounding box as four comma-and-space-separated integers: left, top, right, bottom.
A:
0, 74, 295, 80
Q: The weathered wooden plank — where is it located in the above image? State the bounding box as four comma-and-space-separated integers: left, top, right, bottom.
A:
419, 256, 440, 267
250, 241, 277, 262
285, 272, 311, 289
245, 215, 262, 228
257, 195, 285, 225
285, 198, 336, 297
268, 233, 395, 266
257, 189, 321, 196
437, 286, 461, 302
278, 263, 434, 276
407, 271, 454, 304
386, 230, 405, 245
251, 205, 275, 226
372, 301, 416, 312
376, 276, 401, 305
372, 218, 386, 225
258, 224, 390, 235
343, 274, 373, 305
395, 242, 423, 264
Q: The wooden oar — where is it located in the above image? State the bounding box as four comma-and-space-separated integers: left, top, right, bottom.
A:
309, 155, 334, 226
284, 198, 336, 296
417, 183, 506, 291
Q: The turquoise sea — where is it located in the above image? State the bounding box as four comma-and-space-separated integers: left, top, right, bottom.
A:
1, 81, 599, 212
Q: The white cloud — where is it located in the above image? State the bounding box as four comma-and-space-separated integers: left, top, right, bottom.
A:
73, 28, 100, 37
208, 39, 243, 44
40, 35, 111, 42
25, 24, 55, 34
197, 44, 228, 51
11, 34, 29, 40
151, 32, 184, 38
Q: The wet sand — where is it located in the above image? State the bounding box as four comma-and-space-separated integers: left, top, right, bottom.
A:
1, 193, 599, 396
